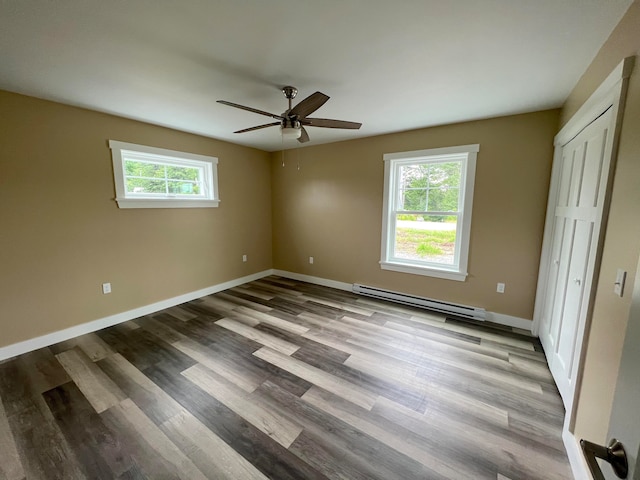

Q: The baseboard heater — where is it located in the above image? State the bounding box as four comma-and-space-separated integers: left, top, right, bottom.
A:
352, 284, 486, 321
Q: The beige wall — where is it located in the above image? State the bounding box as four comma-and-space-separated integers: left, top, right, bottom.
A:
0, 91, 272, 348
272, 110, 559, 320
563, 1, 640, 444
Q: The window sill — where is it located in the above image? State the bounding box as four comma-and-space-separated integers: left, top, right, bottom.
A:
380, 261, 467, 281
115, 198, 220, 209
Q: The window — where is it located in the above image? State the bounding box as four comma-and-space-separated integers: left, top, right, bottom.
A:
109, 140, 219, 209
381, 144, 479, 281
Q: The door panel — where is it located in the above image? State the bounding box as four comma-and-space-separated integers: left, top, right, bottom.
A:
541, 216, 567, 342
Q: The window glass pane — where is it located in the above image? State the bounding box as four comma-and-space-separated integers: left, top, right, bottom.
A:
399, 162, 461, 212
167, 181, 200, 195
399, 165, 427, 210
401, 187, 427, 211
126, 178, 166, 194
166, 165, 200, 182
125, 160, 164, 178
426, 162, 461, 212
394, 214, 457, 265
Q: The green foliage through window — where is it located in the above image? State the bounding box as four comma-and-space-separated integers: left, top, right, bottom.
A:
399, 162, 461, 213
124, 160, 202, 195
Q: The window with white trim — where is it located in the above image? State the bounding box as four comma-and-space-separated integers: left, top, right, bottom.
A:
381, 144, 478, 281
109, 140, 219, 209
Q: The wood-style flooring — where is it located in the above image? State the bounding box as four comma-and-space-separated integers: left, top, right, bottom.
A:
0, 276, 573, 479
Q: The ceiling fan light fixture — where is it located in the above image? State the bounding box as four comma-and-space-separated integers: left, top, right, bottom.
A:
281, 126, 302, 140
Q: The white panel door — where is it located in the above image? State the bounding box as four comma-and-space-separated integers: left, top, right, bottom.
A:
538, 108, 612, 407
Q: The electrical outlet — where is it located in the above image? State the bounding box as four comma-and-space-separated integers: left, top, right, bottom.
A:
102, 282, 112, 295
309, 256, 314, 264
496, 282, 505, 293
242, 254, 247, 262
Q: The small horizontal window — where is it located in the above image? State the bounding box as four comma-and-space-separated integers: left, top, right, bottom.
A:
109, 140, 219, 209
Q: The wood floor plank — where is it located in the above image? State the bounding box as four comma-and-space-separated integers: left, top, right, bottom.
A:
232, 305, 310, 334
173, 338, 264, 393
216, 317, 300, 355
408, 314, 536, 350
339, 316, 544, 394
43, 381, 135, 479
51, 333, 114, 362
182, 363, 303, 448
302, 386, 477, 479
160, 410, 270, 480
164, 305, 198, 322
0, 391, 25, 480
55, 348, 127, 413
253, 346, 379, 410
97, 353, 186, 425
15, 347, 72, 394
0, 360, 87, 479
216, 291, 274, 312
137, 315, 190, 344
230, 285, 274, 300
107, 398, 208, 480
344, 351, 510, 427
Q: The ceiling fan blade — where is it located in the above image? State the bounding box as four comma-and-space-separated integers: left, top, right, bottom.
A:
301, 118, 362, 129
217, 100, 283, 120
298, 126, 310, 143
289, 92, 330, 118
234, 122, 281, 134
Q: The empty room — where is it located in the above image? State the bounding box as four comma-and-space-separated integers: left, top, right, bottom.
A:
1, 1, 639, 479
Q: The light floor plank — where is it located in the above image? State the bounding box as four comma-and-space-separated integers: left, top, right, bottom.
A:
232, 306, 309, 335
109, 398, 207, 480
56, 348, 127, 413
216, 318, 300, 355
182, 363, 303, 448
161, 410, 270, 480
173, 339, 263, 393
253, 347, 378, 411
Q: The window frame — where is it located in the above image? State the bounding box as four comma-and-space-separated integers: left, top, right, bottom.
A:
380, 144, 479, 281
109, 140, 220, 209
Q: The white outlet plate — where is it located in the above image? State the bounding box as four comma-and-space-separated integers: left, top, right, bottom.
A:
102, 282, 112, 294
309, 256, 314, 264
242, 254, 247, 262
497, 283, 505, 293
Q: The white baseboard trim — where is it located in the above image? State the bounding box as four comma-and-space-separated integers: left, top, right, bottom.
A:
563, 428, 590, 480
272, 270, 353, 292
0, 269, 273, 361
485, 312, 533, 332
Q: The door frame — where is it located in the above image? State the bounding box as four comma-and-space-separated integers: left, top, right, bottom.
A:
532, 56, 634, 467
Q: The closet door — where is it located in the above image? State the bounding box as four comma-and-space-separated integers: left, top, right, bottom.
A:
538, 108, 613, 408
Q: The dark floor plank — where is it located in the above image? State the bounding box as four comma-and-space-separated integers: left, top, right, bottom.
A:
0, 360, 87, 479
43, 381, 134, 479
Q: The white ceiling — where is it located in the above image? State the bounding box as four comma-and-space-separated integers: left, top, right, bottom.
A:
0, 0, 633, 152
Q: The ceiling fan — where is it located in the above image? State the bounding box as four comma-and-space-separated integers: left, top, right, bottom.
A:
217, 86, 362, 143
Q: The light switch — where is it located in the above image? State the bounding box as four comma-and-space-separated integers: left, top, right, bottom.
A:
614, 269, 626, 297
